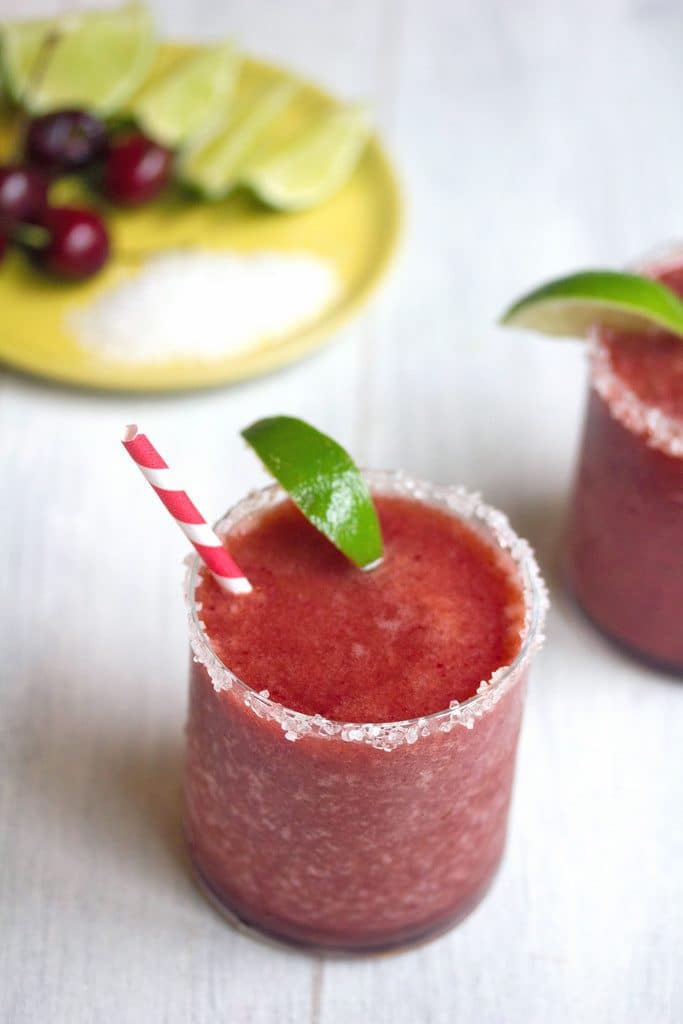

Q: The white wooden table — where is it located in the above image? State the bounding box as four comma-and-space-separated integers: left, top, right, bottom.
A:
2, 1, 682, 1021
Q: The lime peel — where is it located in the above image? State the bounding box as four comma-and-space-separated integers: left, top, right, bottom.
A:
500, 270, 683, 340
241, 416, 383, 569
132, 40, 240, 148
245, 105, 371, 211
1, 1, 156, 115
179, 79, 298, 198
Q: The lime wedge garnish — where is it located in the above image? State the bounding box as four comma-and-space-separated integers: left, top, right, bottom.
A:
242, 416, 383, 569
500, 270, 683, 340
1, 1, 155, 115
132, 41, 240, 148
244, 105, 371, 211
179, 79, 297, 198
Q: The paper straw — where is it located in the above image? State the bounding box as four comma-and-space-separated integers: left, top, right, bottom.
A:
121, 425, 252, 595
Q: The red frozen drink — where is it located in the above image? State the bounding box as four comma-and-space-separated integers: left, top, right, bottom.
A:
184, 472, 546, 951
567, 260, 683, 670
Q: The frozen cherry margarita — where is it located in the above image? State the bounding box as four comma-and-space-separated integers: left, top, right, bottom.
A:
184, 471, 546, 952
567, 261, 683, 669
502, 258, 683, 671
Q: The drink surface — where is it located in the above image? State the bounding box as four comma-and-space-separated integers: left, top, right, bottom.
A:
600, 264, 683, 423
196, 494, 525, 722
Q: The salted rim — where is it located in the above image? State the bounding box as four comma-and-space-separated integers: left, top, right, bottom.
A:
590, 244, 683, 458
184, 470, 549, 751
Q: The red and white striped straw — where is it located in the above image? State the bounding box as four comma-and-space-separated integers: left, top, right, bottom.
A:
121, 425, 252, 595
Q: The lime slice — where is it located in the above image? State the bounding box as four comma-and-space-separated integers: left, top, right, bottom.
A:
500, 270, 683, 340
242, 416, 383, 569
1, 2, 155, 115
245, 105, 371, 211
132, 41, 240, 148
180, 79, 297, 198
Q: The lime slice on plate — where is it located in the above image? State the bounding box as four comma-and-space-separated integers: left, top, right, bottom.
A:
132, 40, 240, 147
242, 416, 383, 569
500, 270, 683, 339
245, 105, 371, 211
1, 1, 155, 114
180, 79, 297, 198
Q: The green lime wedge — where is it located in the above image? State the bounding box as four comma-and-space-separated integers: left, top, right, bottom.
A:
500, 270, 683, 340
132, 40, 240, 148
179, 79, 297, 198
1, 1, 155, 115
242, 416, 383, 569
244, 104, 371, 211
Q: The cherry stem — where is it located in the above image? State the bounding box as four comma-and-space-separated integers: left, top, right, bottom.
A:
12, 31, 62, 161
12, 222, 49, 251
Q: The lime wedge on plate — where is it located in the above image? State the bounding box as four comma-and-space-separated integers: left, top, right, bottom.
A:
242, 416, 383, 569
1, 1, 155, 114
500, 270, 683, 340
245, 105, 371, 211
132, 41, 240, 147
180, 79, 297, 198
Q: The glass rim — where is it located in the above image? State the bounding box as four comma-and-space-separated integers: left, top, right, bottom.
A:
589, 245, 683, 458
185, 470, 549, 750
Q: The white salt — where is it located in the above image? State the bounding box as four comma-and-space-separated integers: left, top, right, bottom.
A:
71, 249, 339, 364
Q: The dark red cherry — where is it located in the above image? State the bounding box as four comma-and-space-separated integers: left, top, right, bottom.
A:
103, 132, 172, 206
26, 109, 107, 172
33, 206, 109, 280
0, 166, 48, 230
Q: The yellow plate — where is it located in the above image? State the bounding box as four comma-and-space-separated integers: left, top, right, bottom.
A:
0, 44, 401, 392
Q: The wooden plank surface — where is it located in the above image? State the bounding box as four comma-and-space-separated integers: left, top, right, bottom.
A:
1, 1, 682, 1021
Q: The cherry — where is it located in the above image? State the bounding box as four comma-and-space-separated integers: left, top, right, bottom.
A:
103, 132, 172, 206
0, 166, 48, 230
32, 206, 109, 280
26, 110, 107, 173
